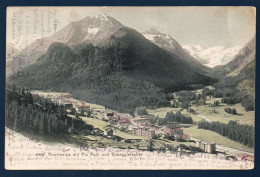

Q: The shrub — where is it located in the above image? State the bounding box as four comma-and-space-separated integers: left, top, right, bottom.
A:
224, 107, 231, 114
136, 107, 148, 115
231, 108, 237, 115
225, 107, 236, 115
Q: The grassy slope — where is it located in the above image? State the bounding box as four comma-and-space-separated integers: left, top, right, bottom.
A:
183, 126, 254, 153
146, 107, 181, 118
189, 98, 255, 125
146, 96, 254, 152
147, 96, 254, 125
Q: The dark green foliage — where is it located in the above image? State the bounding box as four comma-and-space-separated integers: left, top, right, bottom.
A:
198, 120, 254, 147
188, 107, 197, 114
175, 111, 193, 124
241, 94, 255, 111
194, 94, 206, 105
212, 59, 255, 111
224, 107, 236, 115
5, 85, 91, 136
150, 111, 193, 126
136, 107, 148, 115
176, 90, 196, 101
213, 100, 220, 106
231, 108, 237, 115
212, 89, 223, 98
218, 88, 255, 111
202, 88, 211, 96
86, 110, 92, 117
147, 139, 154, 152
224, 108, 231, 114
176, 90, 196, 109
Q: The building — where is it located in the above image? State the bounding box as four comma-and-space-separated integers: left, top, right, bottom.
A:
62, 94, 72, 99
174, 134, 190, 141
132, 127, 155, 138
117, 116, 131, 130
151, 125, 161, 134
105, 112, 114, 120
131, 117, 151, 126
78, 101, 86, 105
164, 128, 183, 136
75, 105, 90, 113
104, 127, 113, 136
118, 117, 130, 124
180, 134, 190, 141
196, 141, 216, 153
64, 101, 73, 109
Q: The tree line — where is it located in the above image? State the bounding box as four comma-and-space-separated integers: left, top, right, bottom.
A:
198, 120, 254, 147
150, 111, 193, 126
5, 84, 91, 136
177, 90, 196, 108
201, 87, 254, 111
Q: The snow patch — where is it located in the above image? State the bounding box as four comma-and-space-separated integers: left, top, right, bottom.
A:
183, 45, 242, 68
94, 14, 108, 21
88, 27, 99, 36
143, 34, 157, 42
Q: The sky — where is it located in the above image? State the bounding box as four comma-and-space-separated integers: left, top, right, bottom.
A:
7, 6, 256, 49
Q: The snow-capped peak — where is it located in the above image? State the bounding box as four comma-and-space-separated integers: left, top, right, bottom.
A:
183, 45, 242, 68
142, 28, 179, 50
94, 14, 109, 21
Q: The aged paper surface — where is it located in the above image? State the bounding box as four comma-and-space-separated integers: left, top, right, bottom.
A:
5, 7, 255, 170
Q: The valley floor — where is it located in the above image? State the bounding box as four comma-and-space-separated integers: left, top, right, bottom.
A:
27, 89, 255, 157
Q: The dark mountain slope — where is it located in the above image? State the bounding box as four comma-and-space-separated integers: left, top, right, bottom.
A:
211, 37, 255, 92
9, 16, 217, 113
210, 37, 255, 79
211, 37, 255, 111
142, 29, 210, 74
11, 42, 171, 113
111, 27, 215, 90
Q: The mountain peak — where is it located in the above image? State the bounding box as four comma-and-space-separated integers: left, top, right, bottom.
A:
51, 14, 124, 45
79, 14, 123, 28
94, 14, 109, 20
143, 28, 165, 35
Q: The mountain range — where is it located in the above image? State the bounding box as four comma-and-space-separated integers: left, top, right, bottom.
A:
142, 29, 209, 73
7, 15, 254, 112
9, 15, 215, 88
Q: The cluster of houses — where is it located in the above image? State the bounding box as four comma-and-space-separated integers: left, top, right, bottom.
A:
32, 91, 91, 115
109, 114, 191, 141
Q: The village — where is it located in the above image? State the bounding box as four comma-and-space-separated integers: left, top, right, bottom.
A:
30, 90, 254, 162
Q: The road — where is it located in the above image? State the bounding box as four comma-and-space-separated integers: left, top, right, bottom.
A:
197, 114, 212, 122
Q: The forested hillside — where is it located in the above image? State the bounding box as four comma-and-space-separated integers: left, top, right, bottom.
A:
9, 25, 216, 113
5, 84, 92, 136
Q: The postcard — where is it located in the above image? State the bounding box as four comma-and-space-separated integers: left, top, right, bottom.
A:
5, 6, 255, 170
